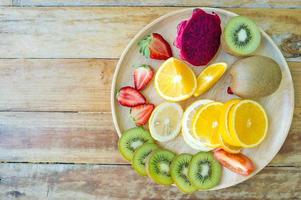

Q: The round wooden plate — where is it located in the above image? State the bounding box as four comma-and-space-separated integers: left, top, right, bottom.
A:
111, 8, 294, 190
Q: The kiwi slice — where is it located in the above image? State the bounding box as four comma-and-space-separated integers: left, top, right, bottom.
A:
170, 154, 197, 193
222, 16, 261, 56
147, 149, 176, 185
132, 143, 159, 176
118, 127, 154, 161
188, 152, 222, 190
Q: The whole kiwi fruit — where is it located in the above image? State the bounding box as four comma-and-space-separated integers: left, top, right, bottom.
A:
229, 55, 282, 98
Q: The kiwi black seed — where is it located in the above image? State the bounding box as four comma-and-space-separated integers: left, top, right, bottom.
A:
118, 127, 154, 162
222, 16, 261, 56
146, 149, 176, 185
188, 151, 222, 190
170, 153, 197, 193
132, 143, 159, 176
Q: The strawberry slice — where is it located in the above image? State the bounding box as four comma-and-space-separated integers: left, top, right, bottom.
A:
116, 86, 146, 107
138, 33, 172, 60
130, 104, 155, 126
134, 65, 154, 91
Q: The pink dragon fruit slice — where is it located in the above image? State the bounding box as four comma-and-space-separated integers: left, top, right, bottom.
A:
175, 9, 222, 66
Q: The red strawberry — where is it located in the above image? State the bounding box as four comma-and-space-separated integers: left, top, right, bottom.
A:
130, 104, 155, 126
116, 86, 146, 107
134, 65, 154, 91
138, 33, 172, 60
227, 87, 234, 95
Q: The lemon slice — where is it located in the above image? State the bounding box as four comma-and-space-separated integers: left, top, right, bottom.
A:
192, 102, 224, 148
228, 100, 268, 148
219, 99, 242, 146
149, 102, 183, 142
155, 57, 197, 102
182, 99, 214, 151
194, 62, 227, 97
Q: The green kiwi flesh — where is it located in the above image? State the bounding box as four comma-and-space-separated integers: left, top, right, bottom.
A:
188, 152, 222, 190
118, 127, 154, 161
132, 143, 159, 176
147, 149, 176, 185
223, 16, 261, 56
170, 154, 197, 193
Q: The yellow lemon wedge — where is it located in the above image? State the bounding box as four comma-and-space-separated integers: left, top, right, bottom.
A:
192, 102, 224, 148
149, 102, 183, 142
193, 62, 227, 97
228, 100, 268, 148
155, 57, 197, 101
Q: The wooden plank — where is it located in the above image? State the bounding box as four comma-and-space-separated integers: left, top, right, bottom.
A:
0, 59, 115, 112
0, 164, 300, 199
0, 7, 299, 60
0, 112, 124, 164
0, 111, 299, 166
0, 60, 299, 112
12, 0, 301, 8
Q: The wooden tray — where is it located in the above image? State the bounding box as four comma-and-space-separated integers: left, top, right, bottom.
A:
111, 8, 294, 190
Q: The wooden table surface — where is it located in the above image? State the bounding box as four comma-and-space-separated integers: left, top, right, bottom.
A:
0, 1, 300, 199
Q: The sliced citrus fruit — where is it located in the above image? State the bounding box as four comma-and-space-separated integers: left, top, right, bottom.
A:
193, 62, 227, 97
182, 99, 214, 151
228, 100, 268, 148
192, 102, 224, 148
149, 102, 183, 142
219, 131, 241, 154
155, 57, 197, 101
219, 99, 241, 146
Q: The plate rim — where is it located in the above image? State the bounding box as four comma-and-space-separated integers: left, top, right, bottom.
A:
110, 7, 295, 191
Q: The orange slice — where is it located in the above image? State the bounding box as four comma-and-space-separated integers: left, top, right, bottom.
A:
228, 100, 268, 148
192, 102, 224, 148
193, 62, 227, 97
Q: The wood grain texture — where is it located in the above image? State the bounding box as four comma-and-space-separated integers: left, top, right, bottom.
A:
0, 110, 299, 166
12, 0, 301, 8
0, 59, 114, 112
0, 112, 124, 164
0, 7, 299, 60
0, 163, 300, 200
0, 59, 299, 112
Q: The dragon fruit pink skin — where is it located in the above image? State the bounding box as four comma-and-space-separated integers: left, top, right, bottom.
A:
175, 20, 187, 49
175, 9, 222, 66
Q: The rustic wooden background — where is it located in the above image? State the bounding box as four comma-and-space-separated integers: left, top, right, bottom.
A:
0, 1, 300, 199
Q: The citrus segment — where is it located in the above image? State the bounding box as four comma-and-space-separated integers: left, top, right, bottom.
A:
228, 100, 268, 148
181, 99, 214, 151
192, 102, 224, 148
219, 99, 241, 146
155, 57, 197, 101
193, 62, 227, 97
219, 131, 241, 154
149, 102, 183, 142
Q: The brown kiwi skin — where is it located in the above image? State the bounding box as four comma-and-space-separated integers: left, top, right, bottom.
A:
229, 55, 282, 98
221, 30, 261, 57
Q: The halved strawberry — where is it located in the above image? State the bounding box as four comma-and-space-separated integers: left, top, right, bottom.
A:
138, 33, 172, 60
130, 104, 155, 126
134, 65, 154, 91
214, 149, 255, 176
116, 86, 146, 107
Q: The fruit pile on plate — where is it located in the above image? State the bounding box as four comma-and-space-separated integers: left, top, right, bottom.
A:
115, 8, 282, 193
